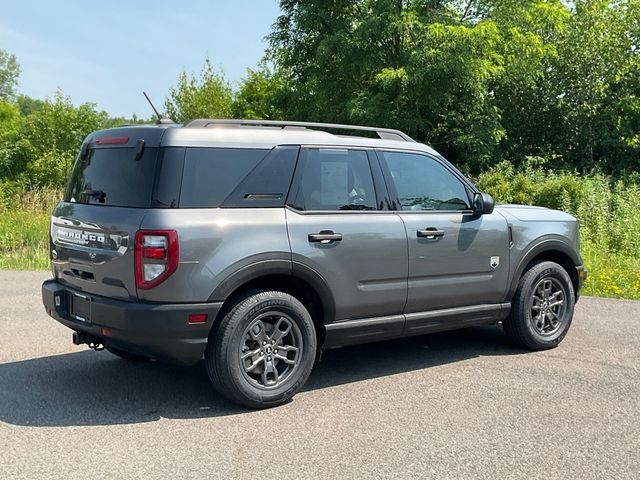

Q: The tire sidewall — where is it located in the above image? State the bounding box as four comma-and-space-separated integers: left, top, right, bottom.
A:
222, 294, 317, 406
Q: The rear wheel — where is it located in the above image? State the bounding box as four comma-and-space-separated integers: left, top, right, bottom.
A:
205, 290, 317, 409
503, 261, 575, 350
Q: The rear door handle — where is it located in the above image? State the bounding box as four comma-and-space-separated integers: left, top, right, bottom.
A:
308, 231, 342, 244
417, 228, 445, 239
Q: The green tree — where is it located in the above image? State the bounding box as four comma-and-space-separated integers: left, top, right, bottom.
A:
164, 58, 233, 123
10, 89, 110, 187
15, 94, 45, 117
549, 0, 640, 172
233, 64, 291, 119
0, 49, 20, 101
0, 101, 22, 178
267, 1, 525, 171
267, 0, 640, 174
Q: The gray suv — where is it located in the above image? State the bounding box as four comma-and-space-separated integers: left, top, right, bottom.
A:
42, 119, 586, 408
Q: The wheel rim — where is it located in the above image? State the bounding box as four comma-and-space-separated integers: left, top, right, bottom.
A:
239, 311, 303, 389
530, 277, 567, 336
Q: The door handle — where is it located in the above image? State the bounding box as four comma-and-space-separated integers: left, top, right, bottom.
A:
308, 230, 342, 244
417, 228, 445, 239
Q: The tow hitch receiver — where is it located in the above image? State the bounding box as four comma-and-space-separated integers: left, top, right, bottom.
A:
72, 331, 104, 350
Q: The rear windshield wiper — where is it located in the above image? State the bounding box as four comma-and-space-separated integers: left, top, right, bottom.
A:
82, 189, 107, 203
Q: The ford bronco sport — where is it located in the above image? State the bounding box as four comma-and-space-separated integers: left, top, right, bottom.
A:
42, 119, 586, 408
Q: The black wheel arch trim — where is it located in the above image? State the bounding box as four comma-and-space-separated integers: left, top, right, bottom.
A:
207, 259, 336, 324
506, 236, 582, 301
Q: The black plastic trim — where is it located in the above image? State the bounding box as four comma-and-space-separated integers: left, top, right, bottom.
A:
207, 259, 337, 325
324, 303, 510, 348
42, 279, 223, 365
506, 237, 583, 301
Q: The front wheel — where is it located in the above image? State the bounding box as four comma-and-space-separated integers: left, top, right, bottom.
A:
503, 261, 575, 350
205, 290, 317, 409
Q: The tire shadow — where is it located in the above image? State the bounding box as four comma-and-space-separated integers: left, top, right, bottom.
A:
0, 324, 524, 427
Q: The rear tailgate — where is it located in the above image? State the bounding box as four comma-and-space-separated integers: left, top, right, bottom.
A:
50, 127, 166, 300
51, 205, 146, 300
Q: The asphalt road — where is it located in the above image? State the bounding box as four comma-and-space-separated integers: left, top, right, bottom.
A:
0, 271, 638, 479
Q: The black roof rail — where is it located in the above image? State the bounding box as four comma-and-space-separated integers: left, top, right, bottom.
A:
184, 119, 414, 142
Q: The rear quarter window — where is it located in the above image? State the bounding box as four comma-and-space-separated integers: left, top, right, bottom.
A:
179, 148, 269, 208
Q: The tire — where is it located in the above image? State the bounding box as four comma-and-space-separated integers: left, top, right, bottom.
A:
503, 261, 575, 350
106, 346, 149, 362
205, 290, 317, 409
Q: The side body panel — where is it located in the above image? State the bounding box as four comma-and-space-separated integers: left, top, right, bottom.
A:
399, 211, 511, 312
286, 209, 408, 322
138, 208, 291, 303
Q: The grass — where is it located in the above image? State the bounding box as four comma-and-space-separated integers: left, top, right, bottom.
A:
581, 241, 640, 299
0, 209, 50, 270
0, 186, 58, 270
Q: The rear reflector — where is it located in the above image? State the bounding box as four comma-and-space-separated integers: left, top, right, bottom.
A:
95, 136, 129, 145
142, 246, 167, 260
188, 314, 208, 324
101, 327, 113, 337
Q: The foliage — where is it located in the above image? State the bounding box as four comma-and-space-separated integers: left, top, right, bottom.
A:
15, 94, 45, 116
581, 242, 640, 299
0, 185, 60, 270
0, 209, 50, 270
233, 63, 291, 119
0, 101, 22, 180
164, 57, 233, 123
6, 89, 111, 188
266, 0, 640, 174
0, 48, 20, 101
1, 9, 640, 301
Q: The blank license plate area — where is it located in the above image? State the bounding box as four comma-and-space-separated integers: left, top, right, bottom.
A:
70, 293, 91, 323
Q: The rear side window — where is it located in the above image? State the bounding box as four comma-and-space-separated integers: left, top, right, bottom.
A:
179, 148, 268, 208
65, 147, 159, 208
290, 148, 378, 211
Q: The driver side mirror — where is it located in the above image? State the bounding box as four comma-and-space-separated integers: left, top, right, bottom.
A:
473, 192, 495, 215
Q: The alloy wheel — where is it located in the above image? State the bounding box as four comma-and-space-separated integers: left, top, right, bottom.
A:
239, 312, 303, 389
530, 277, 567, 336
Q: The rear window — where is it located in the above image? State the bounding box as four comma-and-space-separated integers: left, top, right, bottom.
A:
179, 148, 269, 208
65, 147, 159, 208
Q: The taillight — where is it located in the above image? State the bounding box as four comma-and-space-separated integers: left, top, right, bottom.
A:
135, 230, 179, 289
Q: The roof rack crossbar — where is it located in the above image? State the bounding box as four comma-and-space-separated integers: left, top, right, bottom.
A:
184, 119, 414, 142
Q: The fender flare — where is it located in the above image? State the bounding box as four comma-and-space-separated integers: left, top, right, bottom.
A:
207, 259, 336, 324
506, 236, 582, 301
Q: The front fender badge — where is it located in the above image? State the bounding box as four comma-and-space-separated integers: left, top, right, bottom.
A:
490, 256, 500, 269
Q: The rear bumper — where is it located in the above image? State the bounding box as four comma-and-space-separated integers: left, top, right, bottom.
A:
42, 279, 223, 365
